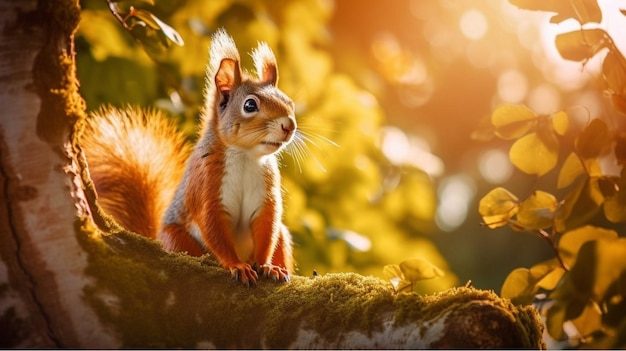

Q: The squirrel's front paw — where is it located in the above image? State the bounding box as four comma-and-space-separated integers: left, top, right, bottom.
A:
229, 263, 258, 287
255, 263, 290, 283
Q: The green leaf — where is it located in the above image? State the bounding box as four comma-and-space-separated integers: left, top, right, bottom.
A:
576, 118, 610, 159
557, 152, 584, 189
555, 28, 608, 62
509, 132, 558, 176
399, 258, 444, 284
557, 225, 618, 269
509, 0, 602, 24
552, 110, 569, 136
516, 190, 558, 230
479, 187, 519, 229
491, 104, 537, 140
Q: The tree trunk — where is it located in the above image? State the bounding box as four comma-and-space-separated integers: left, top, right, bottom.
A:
0, 0, 546, 348
0, 0, 115, 347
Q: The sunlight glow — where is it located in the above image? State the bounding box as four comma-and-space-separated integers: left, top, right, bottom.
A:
478, 149, 513, 184
436, 175, 476, 232
459, 9, 488, 40
527, 84, 561, 115
497, 69, 528, 103
379, 126, 444, 177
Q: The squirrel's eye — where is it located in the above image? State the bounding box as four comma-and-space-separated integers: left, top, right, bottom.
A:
243, 98, 259, 114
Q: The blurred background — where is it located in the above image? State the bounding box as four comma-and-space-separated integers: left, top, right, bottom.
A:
76, 0, 626, 293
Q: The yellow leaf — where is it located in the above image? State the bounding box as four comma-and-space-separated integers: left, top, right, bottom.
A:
555, 29, 608, 62
501, 268, 535, 305
479, 187, 519, 229
491, 104, 537, 140
555, 178, 605, 232
552, 110, 569, 136
558, 226, 618, 270
546, 301, 567, 340
501, 259, 565, 305
571, 303, 603, 339
535, 266, 566, 291
399, 258, 444, 284
604, 169, 626, 223
576, 119, 610, 159
384, 264, 414, 293
517, 190, 558, 230
509, 132, 558, 176
558, 152, 584, 189
568, 238, 626, 301
383, 264, 402, 281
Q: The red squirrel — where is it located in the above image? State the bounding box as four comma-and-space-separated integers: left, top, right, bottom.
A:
81, 29, 296, 286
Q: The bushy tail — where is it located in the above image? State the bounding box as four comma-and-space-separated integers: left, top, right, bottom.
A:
79, 106, 191, 238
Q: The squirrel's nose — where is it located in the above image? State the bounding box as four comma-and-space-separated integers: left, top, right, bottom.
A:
280, 117, 296, 136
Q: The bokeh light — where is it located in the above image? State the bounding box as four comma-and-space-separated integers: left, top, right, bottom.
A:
478, 149, 513, 184
459, 9, 488, 40
497, 69, 528, 103
436, 174, 476, 232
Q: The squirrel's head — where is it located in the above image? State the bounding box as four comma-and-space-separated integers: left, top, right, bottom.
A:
207, 29, 296, 158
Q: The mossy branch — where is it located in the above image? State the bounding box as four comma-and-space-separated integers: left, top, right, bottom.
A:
79, 227, 546, 349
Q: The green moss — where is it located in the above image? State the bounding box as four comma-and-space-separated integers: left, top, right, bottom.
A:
74, 217, 545, 348
75, 217, 398, 348
264, 272, 395, 347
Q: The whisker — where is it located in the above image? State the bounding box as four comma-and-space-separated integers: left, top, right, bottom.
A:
298, 129, 339, 149
239, 124, 268, 145
284, 129, 336, 173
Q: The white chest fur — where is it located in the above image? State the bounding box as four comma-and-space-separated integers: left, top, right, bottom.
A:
221, 147, 271, 260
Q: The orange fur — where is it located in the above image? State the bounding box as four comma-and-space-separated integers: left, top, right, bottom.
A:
80, 107, 190, 238
82, 29, 296, 285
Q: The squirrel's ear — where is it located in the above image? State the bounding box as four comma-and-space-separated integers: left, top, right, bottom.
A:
215, 58, 241, 103
252, 42, 278, 86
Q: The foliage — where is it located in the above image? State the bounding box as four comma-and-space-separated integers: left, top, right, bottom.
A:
75, 0, 455, 293
479, 0, 626, 347
383, 258, 445, 294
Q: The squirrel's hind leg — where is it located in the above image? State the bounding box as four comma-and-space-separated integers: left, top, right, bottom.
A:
159, 223, 206, 257
273, 224, 294, 273
256, 224, 293, 282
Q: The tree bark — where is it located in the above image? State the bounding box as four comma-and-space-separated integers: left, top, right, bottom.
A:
0, 0, 114, 347
0, 0, 546, 348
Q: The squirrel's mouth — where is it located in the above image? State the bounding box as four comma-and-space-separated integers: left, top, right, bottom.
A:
260, 141, 283, 148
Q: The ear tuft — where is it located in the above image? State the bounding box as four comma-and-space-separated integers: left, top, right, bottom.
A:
251, 41, 278, 86
207, 29, 242, 112
208, 28, 241, 86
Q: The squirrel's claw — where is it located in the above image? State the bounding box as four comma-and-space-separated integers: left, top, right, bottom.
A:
256, 263, 290, 283
229, 263, 258, 287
